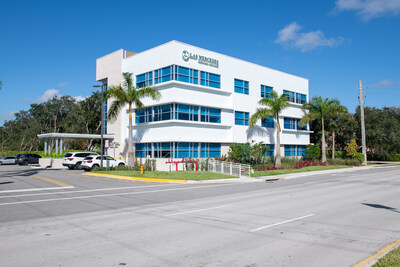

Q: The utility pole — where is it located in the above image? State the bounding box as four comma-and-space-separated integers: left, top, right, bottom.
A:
359, 80, 367, 166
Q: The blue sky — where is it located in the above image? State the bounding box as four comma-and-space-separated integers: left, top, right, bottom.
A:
1, 0, 399, 125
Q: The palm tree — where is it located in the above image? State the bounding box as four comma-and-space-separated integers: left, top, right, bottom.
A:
249, 90, 289, 167
106, 72, 161, 167
300, 96, 348, 163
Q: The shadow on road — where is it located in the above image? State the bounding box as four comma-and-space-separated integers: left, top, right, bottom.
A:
362, 203, 400, 213
0, 181, 14, 185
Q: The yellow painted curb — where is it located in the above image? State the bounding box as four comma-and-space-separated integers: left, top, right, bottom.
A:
85, 172, 188, 183
353, 238, 400, 267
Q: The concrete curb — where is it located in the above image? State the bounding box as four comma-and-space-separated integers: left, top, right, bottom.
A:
255, 165, 380, 181
85, 172, 243, 184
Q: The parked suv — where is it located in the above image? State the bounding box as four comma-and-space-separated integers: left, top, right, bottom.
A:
81, 155, 125, 171
63, 152, 99, 170
0, 156, 16, 165
16, 154, 41, 165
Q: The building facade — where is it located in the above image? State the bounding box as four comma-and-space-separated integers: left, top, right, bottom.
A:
96, 41, 311, 168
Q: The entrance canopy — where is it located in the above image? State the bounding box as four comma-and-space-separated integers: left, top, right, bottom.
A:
37, 133, 115, 155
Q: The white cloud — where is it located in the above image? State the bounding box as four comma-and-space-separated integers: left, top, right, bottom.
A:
0, 111, 17, 120
37, 89, 59, 102
372, 79, 400, 87
276, 22, 345, 52
36, 89, 87, 103
58, 82, 68, 87
335, 0, 400, 20
74, 96, 86, 102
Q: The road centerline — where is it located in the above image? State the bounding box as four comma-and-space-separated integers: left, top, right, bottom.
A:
165, 205, 233, 217
250, 214, 315, 232
0, 187, 74, 194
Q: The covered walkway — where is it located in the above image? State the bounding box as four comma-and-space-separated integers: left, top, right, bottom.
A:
37, 133, 115, 155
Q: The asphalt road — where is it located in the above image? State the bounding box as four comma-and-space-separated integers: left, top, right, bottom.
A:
1, 165, 400, 266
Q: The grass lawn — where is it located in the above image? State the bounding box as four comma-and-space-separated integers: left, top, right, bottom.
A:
91, 170, 236, 180
373, 245, 400, 267
251, 165, 351, 177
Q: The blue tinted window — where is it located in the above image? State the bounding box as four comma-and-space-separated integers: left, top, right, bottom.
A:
285, 145, 296, 156
235, 111, 249, 125
200, 71, 220, 89
263, 144, 275, 156
261, 85, 273, 98
234, 79, 249, 95
262, 116, 274, 128
136, 71, 153, 88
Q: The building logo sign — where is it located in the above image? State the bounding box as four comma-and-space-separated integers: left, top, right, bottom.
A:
181, 50, 219, 68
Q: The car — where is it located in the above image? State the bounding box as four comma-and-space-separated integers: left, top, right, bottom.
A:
0, 156, 16, 165
63, 152, 99, 170
16, 154, 42, 165
81, 155, 125, 171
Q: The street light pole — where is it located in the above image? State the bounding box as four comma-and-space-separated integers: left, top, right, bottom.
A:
93, 84, 104, 168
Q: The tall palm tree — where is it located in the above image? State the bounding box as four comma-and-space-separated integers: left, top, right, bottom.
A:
106, 72, 161, 167
249, 90, 289, 167
301, 96, 348, 163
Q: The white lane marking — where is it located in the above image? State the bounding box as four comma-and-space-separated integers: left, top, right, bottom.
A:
250, 214, 315, 232
0, 183, 236, 206
165, 205, 232, 217
0, 183, 174, 199
0, 186, 75, 194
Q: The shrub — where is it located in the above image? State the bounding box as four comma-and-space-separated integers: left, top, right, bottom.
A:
281, 157, 297, 168
304, 144, 321, 160
389, 154, 400, 161
345, 139, 358, 158
354, 152, 365, 163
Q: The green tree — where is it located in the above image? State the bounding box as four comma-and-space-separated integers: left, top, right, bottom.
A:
301, 96, 348, 163
106, 72, 161, 167
249, 90, 289, 167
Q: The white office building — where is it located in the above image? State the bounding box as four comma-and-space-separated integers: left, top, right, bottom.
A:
96, 41, 310, 169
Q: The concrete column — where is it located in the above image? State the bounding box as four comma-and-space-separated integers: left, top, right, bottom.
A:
44, 139, 47, 155
60, 138, 63, 155
55, 138, 59, 156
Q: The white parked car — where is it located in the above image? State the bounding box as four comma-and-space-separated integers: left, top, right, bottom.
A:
0, 156, 16, 165
81, 155, 125, 171
63, 152, 99, 170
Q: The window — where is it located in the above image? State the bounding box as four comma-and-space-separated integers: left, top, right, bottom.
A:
201, 107, 221, 123
154, 66, 173, 84
296, 120, 307, 131
175, 66, 198, 84
200, 71, 220, 89
284, 117, 296, 130
285, 145, 296, 156
234, 79, 249, 94
296, 93, 307, 104
136, 107, 153, 123
154, 104, 173, 121
136, 71, 153, 88
135, 143, 152, 158
235, 111, 249, 126
263, 144, 275, 156
285, 145, 307, 157
284, 90, 307, 104
176, 142, 199, 158
201, 143, 221, 158
283, 90, 295, 102
175, 104, 199, 121
297, 145, 307, 156
136, 142, 220, 158
261, 85, 272, 98
284, 117, 307, 130
262, 116, 274, 128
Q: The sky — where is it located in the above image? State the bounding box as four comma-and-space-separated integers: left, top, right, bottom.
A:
1, 0, 400, 125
